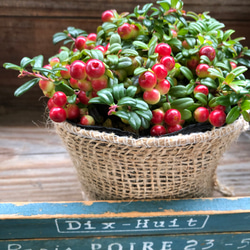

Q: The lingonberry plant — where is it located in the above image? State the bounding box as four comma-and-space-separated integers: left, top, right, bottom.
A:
3, 0, 250, 136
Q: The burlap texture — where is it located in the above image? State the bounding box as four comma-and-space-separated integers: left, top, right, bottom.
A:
55, 117, 249, 200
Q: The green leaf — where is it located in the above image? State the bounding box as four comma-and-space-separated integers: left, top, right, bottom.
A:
58, 51, 69, 62
88, 97, 102, 104
223, 29, 235, 41
113, 84, 125, 100
242, 110, 250, 122
118, 97, 137, 106
32, 55, 44, 68
169, 85, 187, 97
67, 94, 77, 104
53, 32, 68, 44
117, 57, 133, 69
55, 82, 75, 96
121, 49, 139, 56
90, 49, 104, 61
134, 67, 147, 76
110, 33, 121, 45
180, 109, 192, 120
129, 112, 141, 130
224, 73, 235, 85
231, 66, 248, 77
133, 41, 149, 50
33, 67, 53, 74
208, 68, 224, 79
171, 97, 194, 109
200, 78, 218, 89
194, 92, 207, 105
141, 116, 151, 129
135, 109, 152, 121
97, 88, 114, 105
20, 57, 35, 69
14, 78, 40, 97
216, 95, 231, 106
126, 86, 137, 97
134, 99, 149, 111
180, 66, 193, 81
226, 106, 241, 124
108, 43, 122, 54
107, 55, 119, 65
115, 110, 130, 120
241, 100, 250, 111
3, 63, 22, 71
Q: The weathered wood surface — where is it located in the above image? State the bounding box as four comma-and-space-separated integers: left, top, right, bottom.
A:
0, 111, 249, 202
0, 197, 250, 249
1, 0, 250, 115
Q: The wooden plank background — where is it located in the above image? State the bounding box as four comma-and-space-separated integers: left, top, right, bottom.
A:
1, 0, 250, 118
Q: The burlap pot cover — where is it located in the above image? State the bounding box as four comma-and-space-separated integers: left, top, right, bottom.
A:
54, 117, 249, 200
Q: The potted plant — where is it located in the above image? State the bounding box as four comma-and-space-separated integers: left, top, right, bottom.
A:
4, 0, 250, 200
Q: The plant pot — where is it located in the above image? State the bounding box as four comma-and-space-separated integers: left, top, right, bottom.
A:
54, 117, 248, 200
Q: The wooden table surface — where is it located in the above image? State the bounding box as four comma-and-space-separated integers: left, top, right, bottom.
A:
0, 111, 249, 202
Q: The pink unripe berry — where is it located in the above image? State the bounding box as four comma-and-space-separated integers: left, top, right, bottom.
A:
143, 89, 161, 105
160, 56, 175, 71
49, 107, 67, 123
194, 107, 210, 123
39, 79, 54, 92
75, 36, 87, 51
155, 43, 172, 58
86, 59, 106, 78
152, 63, 168, 80
209, 110, 226, 127
69, 78, 79, 89
78, 79, 92, 92
101, 10, 115, 22
50, 57, 60, 67
196, 64, 210, 78
194, 84, 209, 96
138, 71, 157, 90
91, 75, 108, 91
70, 60, 87, 80
60, 64, 71, 79
150, 125, 167, 136
155, 79, 171, 95
52, 91, 67, 107
80, 115, 95, 125
164, 109, 182, 126
117, 23, 132, 40
65, 104, 80, 120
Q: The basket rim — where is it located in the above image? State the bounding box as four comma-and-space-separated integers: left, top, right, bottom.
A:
55, 116, 249, 148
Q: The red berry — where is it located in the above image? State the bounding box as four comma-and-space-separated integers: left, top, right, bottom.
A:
155, 79, 171, 95
94, 45, 107, 54
78, 79, 92, 92
230, 61, 237, 70
86, 59, 106, 78
199, 46, 216, 61
78, 91, 92, 105
138, 71, 157, 90
65, 104, 80, 120
150, 125, 167, 136
164, 109, 182, 126
75, 36, 87, 51
91, 75, 108, 91
167, 124, 182, 134
194, 107, 209, 123
196, 64, 210, 78
70, 60, 87, 80
49, 107, 67, 123
101, 10, 115, 22
117, 23, 132, 40
52, 91, 67, 107
213, 105, 226, 112
69, 78, 79, 89
160, 56, 175, 71
47, 98, 57, 110
155, 43, 172, 58
152, 63, 168, 80
87, 33, 97, 42
80, 115, 95, 125
151, 109, 165, 124
194, 85, 209, 96
209, 110, 226, 127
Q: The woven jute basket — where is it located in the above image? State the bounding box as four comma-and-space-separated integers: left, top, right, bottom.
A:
54, 116, 249, 200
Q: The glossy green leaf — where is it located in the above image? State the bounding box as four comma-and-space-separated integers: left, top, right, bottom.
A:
108, 43, 122, 54
113, 84, 125, 101
97, 88, 114, 105
3, 63, 22, 71
133, 41, 149, 50
171, 97, 194, 109
224, 72, 236, 84
180, 109, 192, 120
226, 106, 241, 124
231, 66, 248, 77
134, 67, 147, 76
135, 109, 152, 121
121, 49, 139, 56
14, 78, 40, 97
169, 85, 187, 97
126, 86, 137, 97
194, 92, 207, 105
134, 99, 149, 111
117, 57, 133, 69
216, 95, 231, 106
55, 82, 75, 96
241, 100, 250, 111
242, 110, 250, 122
32, 55, 44, 68
115, 110, 130, 120
110, 33, 121, 45
200, 78, 218, 89
20, 57, 35, 69
180, 66, 193, 81
67, 94, 77, 104
129, 112, 141, 130
118, 97, 137, 106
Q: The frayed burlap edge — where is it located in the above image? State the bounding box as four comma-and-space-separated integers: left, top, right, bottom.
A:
54, 117, 249, 200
